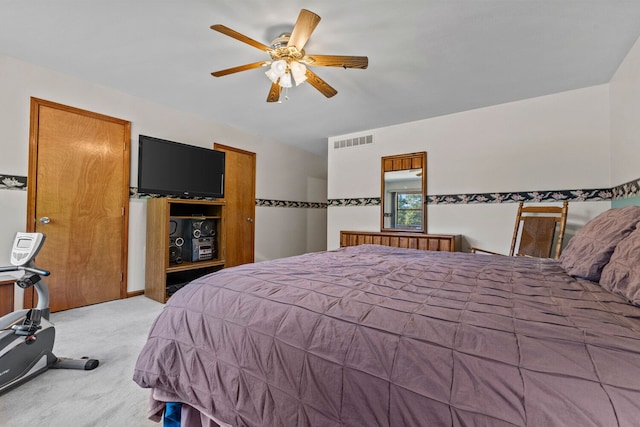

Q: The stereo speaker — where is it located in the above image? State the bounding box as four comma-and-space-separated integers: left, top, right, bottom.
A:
169, 219, 184, 264
169, 245, 183, 265
189, 220, 215, 238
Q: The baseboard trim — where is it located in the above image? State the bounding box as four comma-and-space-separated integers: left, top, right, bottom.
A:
127, 290, 144, 298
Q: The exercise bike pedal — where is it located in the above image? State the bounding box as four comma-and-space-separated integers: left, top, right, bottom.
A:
52, 356, 100, 371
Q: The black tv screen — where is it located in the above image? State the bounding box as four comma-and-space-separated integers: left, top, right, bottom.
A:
137, 135, 225, 198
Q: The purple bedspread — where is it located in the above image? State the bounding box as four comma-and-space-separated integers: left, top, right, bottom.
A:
133, 245, 640, 426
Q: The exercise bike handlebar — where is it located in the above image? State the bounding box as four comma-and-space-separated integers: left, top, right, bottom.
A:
0, 265, 50, 276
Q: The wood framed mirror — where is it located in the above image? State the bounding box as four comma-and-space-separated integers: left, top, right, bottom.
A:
381, 152, 427, 232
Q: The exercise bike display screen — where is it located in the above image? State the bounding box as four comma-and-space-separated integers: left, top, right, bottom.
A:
10, 232, 45, 267
16, 238, 32, 248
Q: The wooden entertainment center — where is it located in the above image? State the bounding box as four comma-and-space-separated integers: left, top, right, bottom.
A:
145, 198, 226, 303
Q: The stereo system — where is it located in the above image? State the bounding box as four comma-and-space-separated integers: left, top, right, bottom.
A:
191, 237, 214, 262
168, 219, 217, 264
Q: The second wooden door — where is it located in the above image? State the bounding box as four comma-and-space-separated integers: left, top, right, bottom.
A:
214, 144, 255, 267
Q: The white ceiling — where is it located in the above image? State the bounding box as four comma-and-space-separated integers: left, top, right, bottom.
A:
2, 1, 640, 156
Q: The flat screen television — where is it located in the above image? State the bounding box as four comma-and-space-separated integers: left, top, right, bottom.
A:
137, 135, 225, 199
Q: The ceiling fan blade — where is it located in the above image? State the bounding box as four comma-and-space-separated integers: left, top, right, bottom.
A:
211, 61, 270, 77
303, 55, 368, 69
287, 9, 321, 51
267, 82, 281, 102
210, 24, 271, 52
305, 69, 337, 98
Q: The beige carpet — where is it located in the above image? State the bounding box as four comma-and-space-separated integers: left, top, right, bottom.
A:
0, 295, 165, 427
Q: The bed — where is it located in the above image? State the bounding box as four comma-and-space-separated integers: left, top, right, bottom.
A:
134, 206, 640, 427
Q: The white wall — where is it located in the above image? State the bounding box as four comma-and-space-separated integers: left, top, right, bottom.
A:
610, 35, 640, 187
253, 144, 327, 261
0, 54, 327, 301
327, 85, 612, 251
0, 191, 28, 265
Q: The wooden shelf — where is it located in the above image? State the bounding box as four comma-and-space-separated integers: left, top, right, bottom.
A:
166, 259, 225, 273
170, 215, 222, 220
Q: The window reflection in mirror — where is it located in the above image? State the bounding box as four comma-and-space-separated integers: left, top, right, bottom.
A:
381, 152, 426, 232
383, 169, 423, 230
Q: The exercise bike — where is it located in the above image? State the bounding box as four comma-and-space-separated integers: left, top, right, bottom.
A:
0, 232, 99, 394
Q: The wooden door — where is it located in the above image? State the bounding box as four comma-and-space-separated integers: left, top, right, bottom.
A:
214, 144, 255, 267
26, 98, 130, 312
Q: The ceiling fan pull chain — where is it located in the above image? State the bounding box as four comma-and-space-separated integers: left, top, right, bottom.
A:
278, 87, 289, 103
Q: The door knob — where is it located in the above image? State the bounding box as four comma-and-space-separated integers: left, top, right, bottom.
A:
247, 218, 254, 223
39, 217, 51, 224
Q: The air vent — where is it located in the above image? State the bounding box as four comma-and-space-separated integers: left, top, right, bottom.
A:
333, 134, 374, 149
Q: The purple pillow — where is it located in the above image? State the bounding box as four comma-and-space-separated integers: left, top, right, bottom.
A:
560, 206, 640, 281
600, 224, 640, 305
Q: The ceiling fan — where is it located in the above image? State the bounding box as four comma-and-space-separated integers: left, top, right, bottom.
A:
210, 9, 368, 102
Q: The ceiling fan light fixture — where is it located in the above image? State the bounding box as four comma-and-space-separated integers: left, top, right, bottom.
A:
290, 61, 307, 86
266, 59, 288, 84
271, 60, 287, 76
265, 68, 279, 83
279, 72, 292, 88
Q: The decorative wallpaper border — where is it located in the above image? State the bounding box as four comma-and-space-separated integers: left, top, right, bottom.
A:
5, 177, 639, 207
611, 178, 640, 200
129, 188, 223, 201
328, 178, 640, 207
427, 188, 611, 205
129, 190, 327, 209
256, 199, 327, 209
329, 198, 381, 207
0, 174, 27, 191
